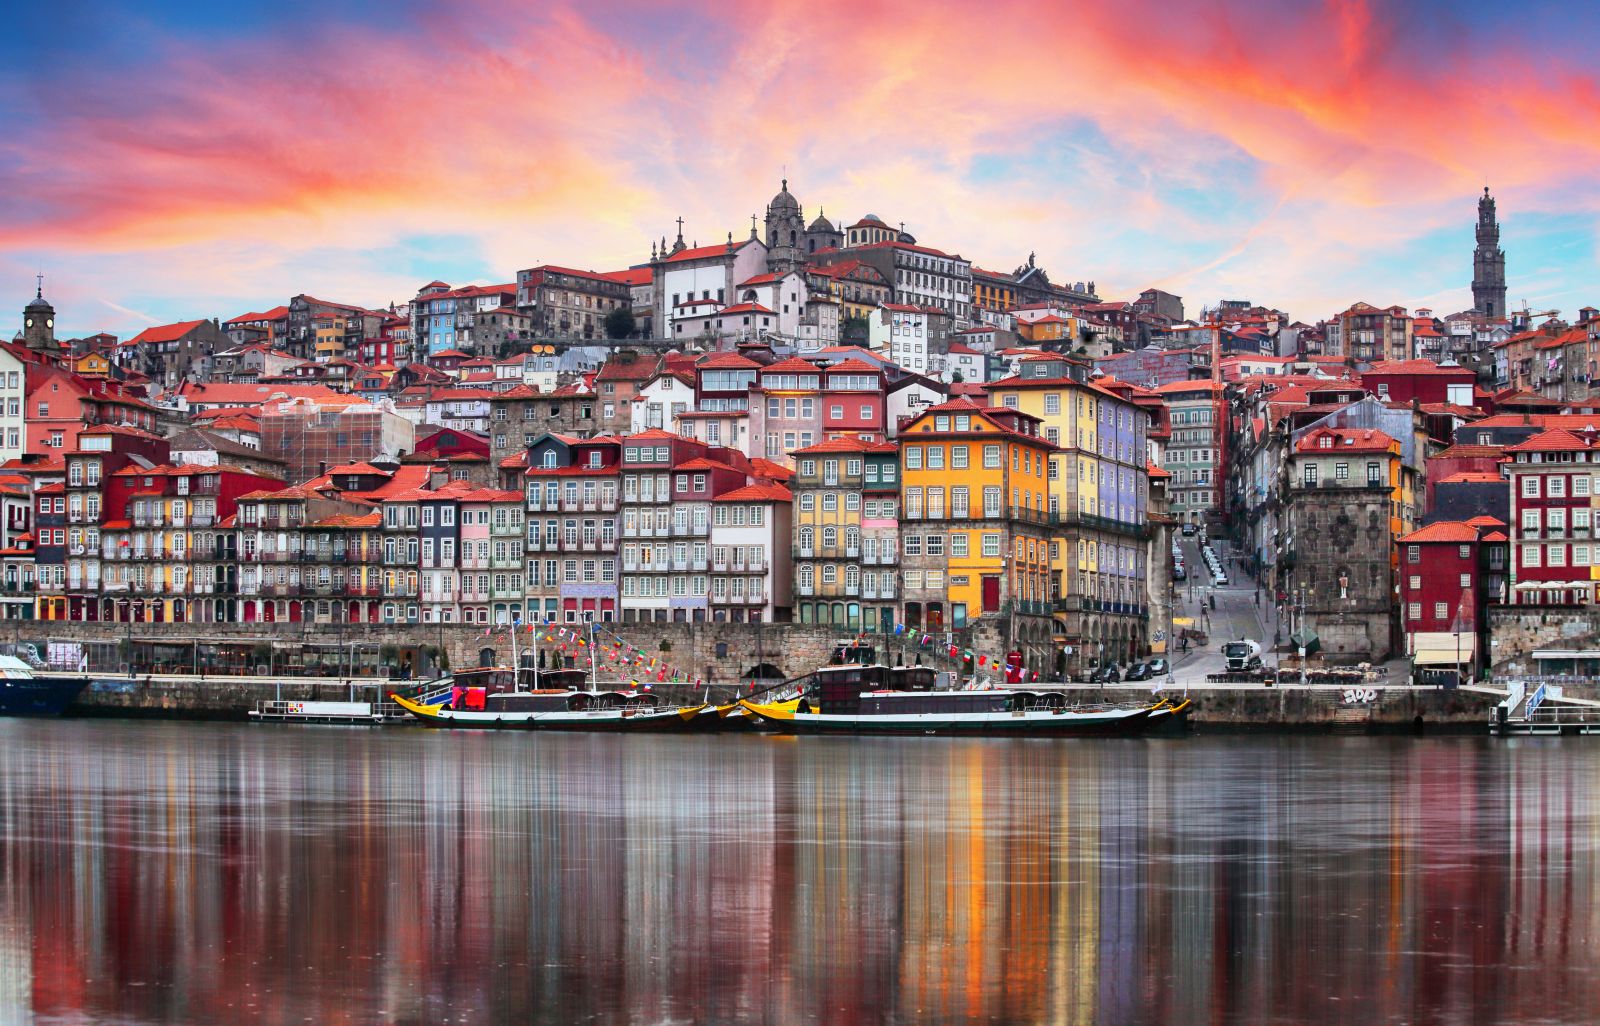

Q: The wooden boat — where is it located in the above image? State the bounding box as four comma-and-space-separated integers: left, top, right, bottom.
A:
390, 666, 709, 731
739, 663, 1169, 737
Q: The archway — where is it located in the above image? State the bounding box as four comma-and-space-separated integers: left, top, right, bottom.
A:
478, 647, 497, 668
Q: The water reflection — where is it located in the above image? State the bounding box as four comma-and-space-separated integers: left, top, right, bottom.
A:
1, 724, 1597, 1025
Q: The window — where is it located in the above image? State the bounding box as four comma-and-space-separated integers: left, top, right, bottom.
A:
1044, 394, 1060, 415
1407, 546, 1419, 564
951, 535, 968, 558
926, 446, 944, 469
1302, 464, 1318, 486
951, 445, 968, 469
1366, 463, 1381, 485
905, 447, 923, 470
1408, 575, 1421, 590
1550, 476, 1567, 498
1335, 463, 1349, 480
981, 533, 1001, 557
1459, 573, 1472, 588
1577, 476, 1593, 497
1458, 545, 1471, 559
1522, 476, 1540, 498
1522, 545, 1540, 567
1549, 546, 1567, 566
983, 445, 1001, 468
1407, 602, 1421, 620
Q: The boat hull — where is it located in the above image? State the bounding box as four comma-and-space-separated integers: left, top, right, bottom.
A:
391, 692, 716, 731
740, 702, 1156, 737
0, 676, 88, 717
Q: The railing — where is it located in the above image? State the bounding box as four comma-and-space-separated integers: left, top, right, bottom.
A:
257, 551, 300, 563
794, 546, 814, 558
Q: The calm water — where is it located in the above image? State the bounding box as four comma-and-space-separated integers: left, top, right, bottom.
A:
0, 724, 1596, 1026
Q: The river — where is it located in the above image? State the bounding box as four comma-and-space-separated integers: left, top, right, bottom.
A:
0, 722, 1595, 1025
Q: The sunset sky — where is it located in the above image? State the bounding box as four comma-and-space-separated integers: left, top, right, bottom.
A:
3, 0, 1598, 338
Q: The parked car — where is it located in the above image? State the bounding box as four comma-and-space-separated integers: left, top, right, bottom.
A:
1181, 523, 1196, 536
1146, 658, 1169, 676
1215, 574, 1230, 586
1124, 662, 1153, 681
1174, 566, 1187, 581
1090, 663, 1122, 684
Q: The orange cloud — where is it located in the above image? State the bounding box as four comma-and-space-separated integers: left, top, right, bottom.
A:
5, 0, 1599, 325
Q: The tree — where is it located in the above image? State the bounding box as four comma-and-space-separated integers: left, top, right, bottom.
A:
604, 307, 635, 340
951, 369, 964, 383
842, 316, 870, 346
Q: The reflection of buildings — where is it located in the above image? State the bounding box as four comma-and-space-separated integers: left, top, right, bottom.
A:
5, 729, 1599, 1024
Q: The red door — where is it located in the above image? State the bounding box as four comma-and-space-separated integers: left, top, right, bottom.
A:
981, 576, 1001, 613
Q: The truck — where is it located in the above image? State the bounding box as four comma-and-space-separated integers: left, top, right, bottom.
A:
1222, 639, 1262, 672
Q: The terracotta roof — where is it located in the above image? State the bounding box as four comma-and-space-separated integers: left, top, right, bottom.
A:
1399, 521, 1481, 544
718, 302, 775, 316
749, 458, 794, 480
600, 268, 652, 287
1481, 530, 1509, 542
225, 306, 289, 325
826, 359, 884, 376
672, 457, 741, 472
625, 429, 683, 442
791, 437, 878, 456
1152, 379, 1225, 394
1294, 427, 1397, 454
759, 357, 822, 375
664, 240, 755, 263
127, 320, 208, 345
1430, 444, 1505, 459
696, 352, 760, 370
1467, 515, 1507, 527
1362, 360, 1474, 376
737, 273, 782, 287
1505, 428, 1598, 454
714, 482, 792, 502
595, 357, 660, 382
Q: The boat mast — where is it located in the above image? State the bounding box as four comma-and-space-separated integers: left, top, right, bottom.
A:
511, 614, 522, 690
588, 621, 598, 691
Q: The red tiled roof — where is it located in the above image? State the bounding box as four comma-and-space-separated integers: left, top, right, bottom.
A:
1430, 444, 1505, 459
749, 458, 794, 481
127, 320, 208, 345
1399, 521, 1481, 544
1505, 428, 1598, 454
759, 357, 822, 375
595, 357, 660, 382
1294, 427, 1397, 454
714, 482, 792, 502
696, 352, 760, 370
738, 273, 782, 287
1467, 515, 1507, 527
1362, 360, 1474, 376
718, 302, 774, 316
827, 359, 884, 376
791, 437, 878, 455
664, 239, 755, 263
600, 268, 652, 287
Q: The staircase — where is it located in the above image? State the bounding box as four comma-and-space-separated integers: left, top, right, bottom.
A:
1328, 705, 1370, 735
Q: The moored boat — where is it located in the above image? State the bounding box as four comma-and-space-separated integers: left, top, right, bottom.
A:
739, 662, 1173, 737
391, 666, 709, 731
0, 656, 88, 717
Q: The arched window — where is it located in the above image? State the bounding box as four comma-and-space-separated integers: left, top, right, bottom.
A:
790, 230, 797, 245
845, 565, 859, 589
542, 450, 557, 468
846, 527, 859, 550
822, 526, 837, 547
799, 527, 814, 549
822, 564, 837, 584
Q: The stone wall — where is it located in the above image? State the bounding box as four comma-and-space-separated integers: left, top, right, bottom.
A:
1486, 605, 1600, 675
13, 616, 1031, 689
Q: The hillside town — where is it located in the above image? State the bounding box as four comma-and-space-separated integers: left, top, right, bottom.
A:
2, 183, 1587, 682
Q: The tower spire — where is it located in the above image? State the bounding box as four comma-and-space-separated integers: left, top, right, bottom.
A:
1472, 187, 1507, 320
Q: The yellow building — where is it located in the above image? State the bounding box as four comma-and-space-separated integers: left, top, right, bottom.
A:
986, 357, 1156, 676
897, 399, 1054, 654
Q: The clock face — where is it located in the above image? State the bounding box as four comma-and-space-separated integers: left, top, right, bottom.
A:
24, 319, 31, 329
45, 319, 52, 329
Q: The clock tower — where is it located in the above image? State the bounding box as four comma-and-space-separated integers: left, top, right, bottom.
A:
23, 276, 55, 352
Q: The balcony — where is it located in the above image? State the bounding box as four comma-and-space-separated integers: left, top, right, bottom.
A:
862, 584, 895, 600
347, 584, 380, 597
258, 550, 300, 563
797, 583, 815, 596
691, 557, 708, 572
264, 583, 300, 597
191, 514, 215, 527
843, 581, 859, 596
793, 546, 815, 559
845, 546, 859, 558
711, 590, 765, 605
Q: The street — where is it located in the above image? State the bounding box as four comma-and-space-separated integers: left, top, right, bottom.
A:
1167, 533, 1271, 680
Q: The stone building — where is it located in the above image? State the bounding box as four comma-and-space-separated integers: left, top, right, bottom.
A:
1283, 428, 1402, 662
1472, 188, 1508, 320
514, 266, 631, 340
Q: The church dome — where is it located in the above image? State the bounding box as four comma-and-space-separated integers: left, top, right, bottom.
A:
768, 178, 800, 214
807, 208, 835, 232
25, 290, 52, 312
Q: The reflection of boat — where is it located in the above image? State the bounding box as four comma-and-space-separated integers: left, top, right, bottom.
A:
0, 656, 88, 717
390, 667, 707, 731
740, 662, 1170, 737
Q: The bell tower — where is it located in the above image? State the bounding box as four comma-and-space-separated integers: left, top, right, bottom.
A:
23, 275, 56, 351
1471, 188, 1507, 319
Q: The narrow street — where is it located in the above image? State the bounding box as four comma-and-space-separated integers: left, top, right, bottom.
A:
1165, 533, 1275, 681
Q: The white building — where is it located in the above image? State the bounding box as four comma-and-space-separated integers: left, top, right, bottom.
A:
655, 238, 768, 337
631, 370, 695, 433
0, 347, 26, 464
942, 342, 986, 384
422, 389, 495, 435
869, 303, 935, 375
709, 482, 792, 623
733, 271, 808, 338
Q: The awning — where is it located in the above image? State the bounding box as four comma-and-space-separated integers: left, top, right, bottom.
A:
1412, 633, 1475, 665
1514, 582, 1540, 592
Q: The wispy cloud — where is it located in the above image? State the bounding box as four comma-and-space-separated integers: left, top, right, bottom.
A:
2, 0, 1598, 334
